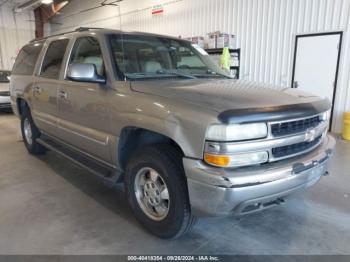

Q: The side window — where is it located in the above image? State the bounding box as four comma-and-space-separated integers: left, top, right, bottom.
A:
40, 39, 69, 79
69, 37, 105, 76
176, 46, 204, 68
12, 42, 44, 75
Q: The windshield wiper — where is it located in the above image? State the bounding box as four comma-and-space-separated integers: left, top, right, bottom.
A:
125, 71, 197, 80
194, 69, 231, 79
156, 69, 197, 79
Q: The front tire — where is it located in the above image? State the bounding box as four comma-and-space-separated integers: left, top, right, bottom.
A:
20, 106, 46, 155
125, 144, 196, 239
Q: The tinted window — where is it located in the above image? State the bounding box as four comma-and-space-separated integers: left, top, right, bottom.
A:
40, 39, 69, 79
69, 37, 105, 76
12, 42, 43, 76
0, 71, 10, 83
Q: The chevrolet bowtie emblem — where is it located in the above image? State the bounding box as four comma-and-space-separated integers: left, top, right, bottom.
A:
305, 128, 316, 142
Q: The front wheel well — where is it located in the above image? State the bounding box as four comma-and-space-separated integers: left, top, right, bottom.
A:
118, 127, 184, 171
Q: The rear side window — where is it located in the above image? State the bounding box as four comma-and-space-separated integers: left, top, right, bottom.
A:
40, 39, 69, 79
12, 42, 43, 76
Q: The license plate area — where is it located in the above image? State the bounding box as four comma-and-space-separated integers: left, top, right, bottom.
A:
292, 154, 329, 175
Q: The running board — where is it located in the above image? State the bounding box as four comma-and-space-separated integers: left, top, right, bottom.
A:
36, 138, 122, 187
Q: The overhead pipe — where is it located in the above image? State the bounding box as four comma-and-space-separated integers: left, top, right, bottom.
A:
33, 1, 69, 38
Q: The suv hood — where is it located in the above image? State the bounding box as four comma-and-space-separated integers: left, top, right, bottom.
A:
131, 79, 324, 113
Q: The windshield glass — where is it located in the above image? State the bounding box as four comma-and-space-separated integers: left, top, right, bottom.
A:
109, 34, 230, 80
0, 71, 10, 83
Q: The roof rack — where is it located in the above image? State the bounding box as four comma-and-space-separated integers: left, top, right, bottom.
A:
30, 27, 104, 43
75, 27, 104, 32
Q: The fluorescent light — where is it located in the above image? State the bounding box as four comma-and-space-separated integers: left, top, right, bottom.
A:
41, 0, 53, 4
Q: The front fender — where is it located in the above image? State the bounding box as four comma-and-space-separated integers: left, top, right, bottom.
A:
117, 110, 213, 159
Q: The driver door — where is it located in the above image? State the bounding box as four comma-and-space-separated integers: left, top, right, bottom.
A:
57, 36, 112, 164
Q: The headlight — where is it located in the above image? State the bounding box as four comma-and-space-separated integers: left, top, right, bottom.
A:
204, 151, 269, 168
206, 123, 268, 141
320, 110, 330, 122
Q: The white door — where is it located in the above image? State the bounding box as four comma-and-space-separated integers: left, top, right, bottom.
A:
292, 33, 341, 104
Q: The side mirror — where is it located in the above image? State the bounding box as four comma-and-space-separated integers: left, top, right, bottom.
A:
66, 63, 106, 84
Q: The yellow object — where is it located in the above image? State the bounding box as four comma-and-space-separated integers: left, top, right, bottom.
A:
220, 47, 230, 71
343, 112, 350, 140
204, 153, 230, 167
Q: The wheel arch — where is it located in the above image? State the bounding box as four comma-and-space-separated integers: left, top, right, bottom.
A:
117, 126, 185, 171
16, 97, 29, 116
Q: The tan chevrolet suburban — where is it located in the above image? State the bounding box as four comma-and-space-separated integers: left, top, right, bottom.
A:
10, 28, 335, 239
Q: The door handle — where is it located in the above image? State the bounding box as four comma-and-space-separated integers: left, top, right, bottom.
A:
58, 90, 68, 100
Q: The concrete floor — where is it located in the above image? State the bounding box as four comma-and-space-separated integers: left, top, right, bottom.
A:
0, 112, 349, 255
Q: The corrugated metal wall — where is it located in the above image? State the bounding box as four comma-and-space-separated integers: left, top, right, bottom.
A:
50, 0, 350, 132
0, 5, 35, 70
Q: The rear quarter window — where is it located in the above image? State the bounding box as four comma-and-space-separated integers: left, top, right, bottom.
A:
12, 42, 44, 76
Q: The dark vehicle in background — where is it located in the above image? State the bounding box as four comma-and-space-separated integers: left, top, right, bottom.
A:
0, 70, 11, 111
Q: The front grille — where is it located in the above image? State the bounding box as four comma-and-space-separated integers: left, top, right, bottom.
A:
271, 116, 321, 137
0, 91, 10, 96
272, 135, 322, 158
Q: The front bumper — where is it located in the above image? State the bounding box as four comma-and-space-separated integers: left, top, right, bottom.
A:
0, 95, 11, 109
184, 135, 336, 217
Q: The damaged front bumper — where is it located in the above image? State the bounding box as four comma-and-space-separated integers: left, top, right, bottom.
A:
183, 135, 336, 217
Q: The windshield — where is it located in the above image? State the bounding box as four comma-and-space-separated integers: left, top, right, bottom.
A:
0, 71, 10, 83
109, 34, 230, 80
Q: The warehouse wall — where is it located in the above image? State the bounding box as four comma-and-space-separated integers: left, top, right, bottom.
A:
50, 0, 350, 132
0, 5, 35, 70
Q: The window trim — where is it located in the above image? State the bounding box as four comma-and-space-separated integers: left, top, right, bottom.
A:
106, 33, 129, 81
38, 38, 70, 80
63, 35, 106, 81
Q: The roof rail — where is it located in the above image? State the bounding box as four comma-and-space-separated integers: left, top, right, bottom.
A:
75, 27, 104, 32
29, 27, 104, 43
29, 27, 103, 43
30, 30, 76, 43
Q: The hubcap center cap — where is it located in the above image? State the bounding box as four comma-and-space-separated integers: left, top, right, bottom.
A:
143, 181, 160, 206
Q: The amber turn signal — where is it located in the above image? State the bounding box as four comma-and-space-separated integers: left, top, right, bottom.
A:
204, 153, 230, 167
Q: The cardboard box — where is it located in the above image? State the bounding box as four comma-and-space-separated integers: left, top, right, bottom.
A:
184, 36, 206, 49
207, 31, 236, 49
208, 35, 217, 49
191, 36, 205, 49
216, 33, 236, 49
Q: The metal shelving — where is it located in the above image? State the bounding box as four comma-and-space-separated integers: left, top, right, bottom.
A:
205, 48, 241, 79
